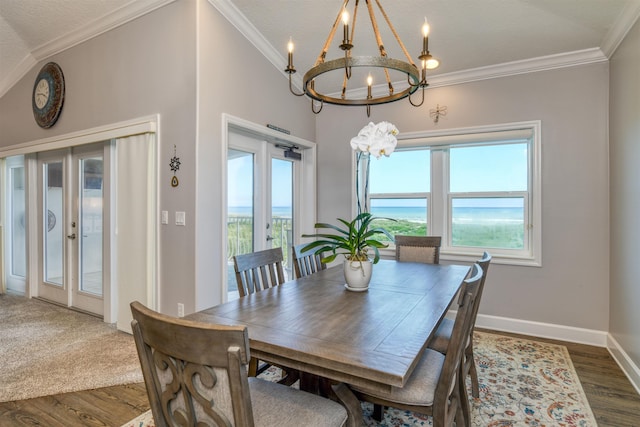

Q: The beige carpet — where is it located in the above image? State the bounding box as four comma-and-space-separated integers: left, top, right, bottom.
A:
0, 293, 142, 402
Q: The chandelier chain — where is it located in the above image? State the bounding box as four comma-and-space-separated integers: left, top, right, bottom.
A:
375, 0, 416, 67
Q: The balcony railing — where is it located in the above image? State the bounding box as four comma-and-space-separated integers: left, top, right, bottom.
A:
226, 215, 294, 295
227, 215, 293, 263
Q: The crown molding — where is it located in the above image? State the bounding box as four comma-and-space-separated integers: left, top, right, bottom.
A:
32, 0, 176, 60
211, 0, 610, 98
208, 0, 306, 89
425, 48, 608, 89
339, 48, 607, 100
1, 0, 635, 100
0, 54, 37, 98
600, 0, 640, 57
0, 0, 175, 98
207, 0, 293, 81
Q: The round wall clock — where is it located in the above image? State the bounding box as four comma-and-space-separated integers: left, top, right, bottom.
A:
32, 62, 65, 128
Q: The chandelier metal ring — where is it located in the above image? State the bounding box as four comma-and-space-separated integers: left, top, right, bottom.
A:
303, 56, 421, 106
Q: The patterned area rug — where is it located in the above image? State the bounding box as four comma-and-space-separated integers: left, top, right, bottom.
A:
122, 332, 597, 427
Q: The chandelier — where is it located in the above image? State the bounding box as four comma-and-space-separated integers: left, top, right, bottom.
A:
285, 0, 439, 117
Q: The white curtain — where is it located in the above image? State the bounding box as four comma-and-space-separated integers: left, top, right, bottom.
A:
114, 133, 157, 332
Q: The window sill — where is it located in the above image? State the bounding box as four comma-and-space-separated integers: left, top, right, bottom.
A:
378, 247, 541, 267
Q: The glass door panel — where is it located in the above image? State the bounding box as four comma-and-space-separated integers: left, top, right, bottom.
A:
227, 149, 255, 257
11, 166, 26, 277
79, 157, 103, 296
227, 148, 255, 299
72, 150, 104, 315
4, 155, 27, 294
44, 161, 64, 286
270, 157, 294, 276
37, 153, 67, 305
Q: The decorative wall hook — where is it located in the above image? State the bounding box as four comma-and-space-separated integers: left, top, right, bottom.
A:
170, 145, 181, 187
429, 104, 447, 123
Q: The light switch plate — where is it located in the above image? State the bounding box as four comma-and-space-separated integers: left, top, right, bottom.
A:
176, 211, 186, 226
161, 210, 168, 224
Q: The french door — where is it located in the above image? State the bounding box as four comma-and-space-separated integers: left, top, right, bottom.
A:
227, 131, 298, 298
37, 144, 105, 315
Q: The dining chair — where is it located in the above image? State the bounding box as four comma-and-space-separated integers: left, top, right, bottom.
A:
428, 251, 492, 398
130, 301, 348, 427
292, 243, 326, 278
232, 247, 298, 385
233, 247, 286, 297
350, 264, 484, 427
394, 235, 442, 264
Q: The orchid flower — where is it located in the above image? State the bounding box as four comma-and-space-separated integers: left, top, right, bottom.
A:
350, 121, 398, 159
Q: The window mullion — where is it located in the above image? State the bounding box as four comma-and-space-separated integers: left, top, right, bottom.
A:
430, 148, 447, 241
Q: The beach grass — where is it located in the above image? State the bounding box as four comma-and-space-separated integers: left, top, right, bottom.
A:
227, 217, 524, 260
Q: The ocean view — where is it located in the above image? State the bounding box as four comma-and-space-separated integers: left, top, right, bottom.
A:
228, 205, 526, 253
229, 206, 524, 224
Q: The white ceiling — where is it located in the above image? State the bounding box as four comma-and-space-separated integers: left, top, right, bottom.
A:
1, 0, 640, 98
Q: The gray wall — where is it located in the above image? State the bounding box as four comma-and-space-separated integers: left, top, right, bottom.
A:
610, 18, 640, 373
0, 0, 315, 317
0, 2, 196, 147
0, 0, 199, 317
315, 63, 610, 332
193, 1, 314, 311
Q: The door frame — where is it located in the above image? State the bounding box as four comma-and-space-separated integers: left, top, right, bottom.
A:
221, 114, 317, 302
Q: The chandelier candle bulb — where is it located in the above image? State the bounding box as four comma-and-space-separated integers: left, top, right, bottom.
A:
422, 17, 430, 54
287, 37, 294, 69
342, 10, 349, 44
340, 9, 352, 51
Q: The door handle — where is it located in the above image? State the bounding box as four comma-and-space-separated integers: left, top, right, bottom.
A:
266, 235, 274, 241
67, 233, 76, 240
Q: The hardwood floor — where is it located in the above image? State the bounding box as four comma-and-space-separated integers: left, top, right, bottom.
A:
1, 330, 638, 426
0, 383, 148, 427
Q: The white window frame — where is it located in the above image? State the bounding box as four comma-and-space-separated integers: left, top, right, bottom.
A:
367, 120, 541, 267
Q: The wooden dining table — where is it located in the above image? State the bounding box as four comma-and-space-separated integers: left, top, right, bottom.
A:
187, 259, 470, 423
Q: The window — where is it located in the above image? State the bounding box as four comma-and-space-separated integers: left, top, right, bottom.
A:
367, 122, 541, 265
368, 149, 430, 243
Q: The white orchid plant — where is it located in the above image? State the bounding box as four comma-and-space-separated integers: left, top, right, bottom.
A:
301, 122, 399, 268
350, 121, 399, 214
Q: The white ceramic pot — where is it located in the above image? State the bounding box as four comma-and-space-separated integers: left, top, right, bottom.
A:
343, 259, 373, 289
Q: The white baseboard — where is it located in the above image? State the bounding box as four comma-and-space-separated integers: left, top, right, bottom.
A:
475, 313, 609, 346
463, 313, 609, 346
607, 334, 640, 396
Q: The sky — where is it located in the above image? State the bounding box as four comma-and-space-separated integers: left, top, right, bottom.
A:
369, 143, 527, 194
228, 154, 293, 209
229, 142, 528, 210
